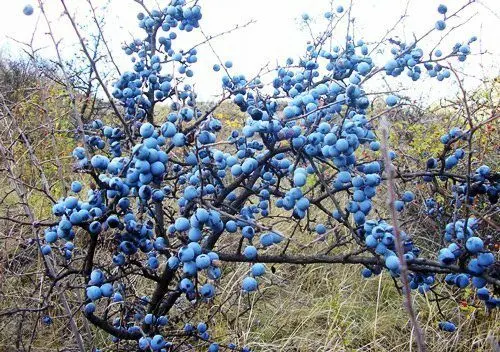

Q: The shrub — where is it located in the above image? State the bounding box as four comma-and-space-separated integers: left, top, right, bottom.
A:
0, 1, 498, 351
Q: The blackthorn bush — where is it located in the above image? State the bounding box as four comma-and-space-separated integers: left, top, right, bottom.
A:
1, 1, 498, 351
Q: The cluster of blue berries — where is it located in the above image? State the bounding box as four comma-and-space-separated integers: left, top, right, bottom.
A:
361, 220, 421, 278
438, 218, 498, 309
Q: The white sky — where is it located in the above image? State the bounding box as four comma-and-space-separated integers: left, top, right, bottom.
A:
0, 0, 499, 103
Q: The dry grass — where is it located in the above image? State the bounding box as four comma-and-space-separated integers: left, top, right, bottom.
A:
208, 260, 499, 352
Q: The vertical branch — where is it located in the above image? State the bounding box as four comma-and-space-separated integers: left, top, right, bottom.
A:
449, 66, 475, 230
380, 116, 426, 352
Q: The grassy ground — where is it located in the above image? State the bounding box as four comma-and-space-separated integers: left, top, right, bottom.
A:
210, 260, 499, 351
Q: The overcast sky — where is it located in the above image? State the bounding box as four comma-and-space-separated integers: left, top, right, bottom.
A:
0, 0, 499, 102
